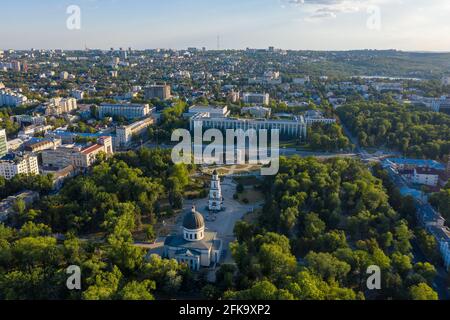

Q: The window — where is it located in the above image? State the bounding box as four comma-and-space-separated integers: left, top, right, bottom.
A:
194, 234, 197, 239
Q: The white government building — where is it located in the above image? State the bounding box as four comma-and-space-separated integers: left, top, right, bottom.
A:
190, 112, 308, 139
99, 103, 153, 119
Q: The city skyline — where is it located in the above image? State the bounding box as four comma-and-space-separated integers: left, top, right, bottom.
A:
1, 0, 450, 51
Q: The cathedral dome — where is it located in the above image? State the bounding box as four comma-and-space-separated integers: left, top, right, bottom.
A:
183, 206, 205, 230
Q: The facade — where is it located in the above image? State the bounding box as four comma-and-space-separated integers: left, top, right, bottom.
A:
163, 206, 222, 270
190, 113, 307, 139
98, 103, 152, 119
304, 110, 337, 125
24, 138, 62, 153
0, 129, 7, 158
42, 137, 113, 170
72, 90, 85, 100
144, 84, 171, 100
0, 89, 28, 107
413, 167, 440, 187
0, 153, 39, 179
242, 93, 270, 105
115, 117, 154, 148
13, 114, 46, 126
45, 97, 78, 116
209, 170, 223, 211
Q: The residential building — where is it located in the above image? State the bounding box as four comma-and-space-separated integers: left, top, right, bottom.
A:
24, 138, 62, 153
0, 129, 7, 157
0, 153, 39, 179
292, 76, 310, 85
0, 89, 28, 107
7, 138, 24, 152
72, 90, 85, 100
413, 167, 440, 187
242, 93, 270, 105
115, 117, 154, 148
98, 103, 152, 119
13, 114, 46, 126
144, 84, 171, 100
45, 97, 78, 116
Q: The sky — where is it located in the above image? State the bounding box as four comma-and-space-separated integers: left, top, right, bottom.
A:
1, 0, 450, 51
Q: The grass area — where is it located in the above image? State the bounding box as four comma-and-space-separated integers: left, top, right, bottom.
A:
237, 187, 265, 204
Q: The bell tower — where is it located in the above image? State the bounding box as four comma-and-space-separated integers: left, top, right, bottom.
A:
209, 170, 222, 211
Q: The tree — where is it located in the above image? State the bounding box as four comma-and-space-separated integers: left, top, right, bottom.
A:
409, 283, 438, 300
119, 280, 156, 300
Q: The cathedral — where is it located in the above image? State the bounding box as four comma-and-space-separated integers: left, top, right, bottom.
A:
163, 206, 223, 270
209, 170, 223, 211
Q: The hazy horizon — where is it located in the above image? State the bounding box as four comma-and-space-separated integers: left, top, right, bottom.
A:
1, 0, 450, 51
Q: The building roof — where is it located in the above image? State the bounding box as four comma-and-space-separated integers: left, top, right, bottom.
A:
164, 231, 217, 251
386, 158, 445, 170
183, 206, 205, 230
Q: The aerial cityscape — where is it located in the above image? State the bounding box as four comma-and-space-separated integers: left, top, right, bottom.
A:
0, 0, 450, 309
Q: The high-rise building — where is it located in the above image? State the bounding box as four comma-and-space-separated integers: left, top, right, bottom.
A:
144, 84, 171, 100
0, 153, 39, 180
0, 129, 8, 158
45, 97, 78, 116
0, 89, 28, 107
209, 170, 223, 211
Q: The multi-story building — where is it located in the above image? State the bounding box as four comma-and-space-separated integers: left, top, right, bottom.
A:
190, 113, 307, 139
45, 97, 78, 116
0, 153, 39, 179
42, 137, 113, 170
72, 137, 114, 168
98, 103, 152, 120
242, 93, 270, 105
0, 129, 7, 158
24, 138, 62, 153
144, 84, 171, 100
0, 89, 28, 107
13, 114, 46, 126
71, 90, 85, 100
115, 117, 154, 148
413, 167, 440, 187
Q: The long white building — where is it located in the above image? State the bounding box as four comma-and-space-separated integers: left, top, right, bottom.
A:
115, 117, 154, 148
98, 103, 152, 119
